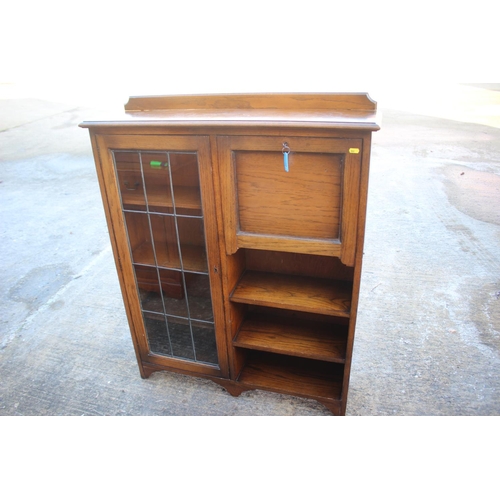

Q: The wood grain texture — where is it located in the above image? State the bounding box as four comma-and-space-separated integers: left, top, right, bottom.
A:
217, 136, 238, 254
125, 93, 377, 111
142, 354, 224, 378
123, 186, 201, 211
340, 141, 362, 266
82, 93, 379, 132
245, 249, 354, 281
218, 135, 361, 261
90, 132, 149, 377
237, 351, 343, 400
234, 312, 348, 362
131, 242, 208, 273
235, 150, 341, 239
230, 271, 352, 317
235, 233, 342, 257
193, 134, 230, 377
83, 93, 379, 414
340, 132, 373, 413
94, 133, 229, 377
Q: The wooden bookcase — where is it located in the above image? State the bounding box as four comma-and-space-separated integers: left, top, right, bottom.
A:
80, 93, 380, 415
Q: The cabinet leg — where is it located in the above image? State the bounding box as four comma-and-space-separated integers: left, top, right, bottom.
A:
320, 400, 343, 416
215, 380, 247, 397
140, 364, 158, 379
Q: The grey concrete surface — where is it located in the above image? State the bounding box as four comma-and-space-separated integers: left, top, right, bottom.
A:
1, 85, 499, 415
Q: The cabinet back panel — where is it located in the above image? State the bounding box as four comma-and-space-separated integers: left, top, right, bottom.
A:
245, 249, 354, 281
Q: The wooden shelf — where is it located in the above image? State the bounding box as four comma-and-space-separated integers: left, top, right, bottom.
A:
237, 351, 343, 401
122, 186, 202, 211
234, 313, 347, 363
132, 242, 208, 273
230, 271, 352, 317
178, 245, 208, 273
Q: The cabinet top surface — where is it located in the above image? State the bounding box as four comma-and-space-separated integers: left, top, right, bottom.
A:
80, 93, 380, 131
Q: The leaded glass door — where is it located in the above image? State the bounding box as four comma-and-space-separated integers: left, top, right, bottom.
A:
96, 134, 227, 377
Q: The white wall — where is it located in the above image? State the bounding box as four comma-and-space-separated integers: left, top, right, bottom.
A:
2, 0, 498, 107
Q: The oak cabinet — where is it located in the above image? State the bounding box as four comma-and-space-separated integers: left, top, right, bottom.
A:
81, 93, 379, 415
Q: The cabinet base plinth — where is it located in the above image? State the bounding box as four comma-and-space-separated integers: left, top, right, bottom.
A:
139, 362, 343, 414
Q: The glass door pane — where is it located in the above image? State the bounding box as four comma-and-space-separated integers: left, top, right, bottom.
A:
112, 149, 218, 367
114, 152, 146, 211
170, 153, 202, 216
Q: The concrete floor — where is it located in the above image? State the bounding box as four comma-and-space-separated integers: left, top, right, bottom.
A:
1, 84, 499, 416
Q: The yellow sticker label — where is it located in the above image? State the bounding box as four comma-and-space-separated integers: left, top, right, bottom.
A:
349, 148, 360, 154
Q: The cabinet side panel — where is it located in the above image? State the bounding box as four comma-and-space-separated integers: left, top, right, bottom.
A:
341, 134, 373, 414
91, 132, 150, 375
